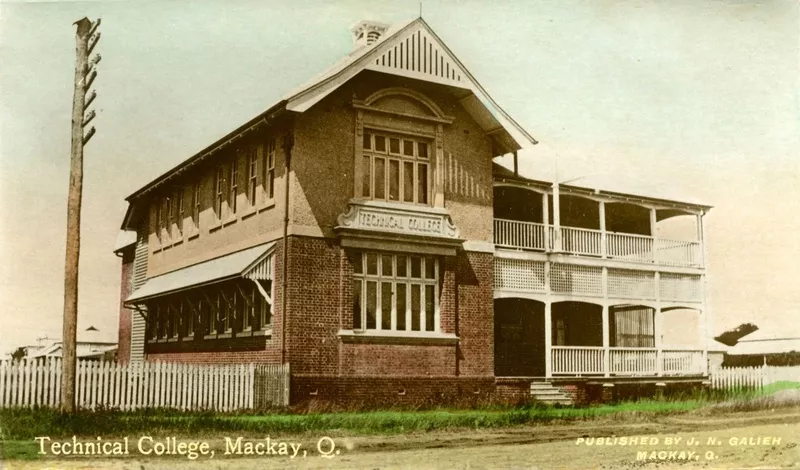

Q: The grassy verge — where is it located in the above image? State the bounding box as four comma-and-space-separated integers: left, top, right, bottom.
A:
1, 383, 797, 441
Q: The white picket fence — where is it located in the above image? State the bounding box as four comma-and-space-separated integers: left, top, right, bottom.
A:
710, 365, 800, 390
0, 358, 290, 410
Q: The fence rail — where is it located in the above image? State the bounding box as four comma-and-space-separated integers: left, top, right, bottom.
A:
710, 365, 800, 390
0, 358, 289, 410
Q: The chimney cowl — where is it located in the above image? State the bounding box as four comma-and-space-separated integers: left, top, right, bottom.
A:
350, 20, 390, 49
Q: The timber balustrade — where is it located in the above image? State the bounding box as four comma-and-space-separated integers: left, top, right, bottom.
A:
494, 219, 702, 267
550, 346, 704, 377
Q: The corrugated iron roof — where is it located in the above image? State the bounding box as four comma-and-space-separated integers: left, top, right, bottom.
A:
126, 242, 276, 303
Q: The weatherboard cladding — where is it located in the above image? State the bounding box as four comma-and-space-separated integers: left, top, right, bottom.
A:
130, 230, 148, 362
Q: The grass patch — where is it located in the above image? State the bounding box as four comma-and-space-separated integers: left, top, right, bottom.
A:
0, 400, 705, 441
2, 383, 797, 442
0, 440, 41, 461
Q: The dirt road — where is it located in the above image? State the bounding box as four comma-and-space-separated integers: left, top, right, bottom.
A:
5, 408, 800, 469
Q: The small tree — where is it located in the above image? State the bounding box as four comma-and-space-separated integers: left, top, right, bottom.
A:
11, 347, 27, 361
714, 323, 758, 347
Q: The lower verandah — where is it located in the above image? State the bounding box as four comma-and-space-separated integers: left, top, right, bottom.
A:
494, 299, 707, 378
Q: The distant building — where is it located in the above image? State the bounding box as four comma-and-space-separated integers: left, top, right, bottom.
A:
115, 18, 713, 405
25, 327, 117, 361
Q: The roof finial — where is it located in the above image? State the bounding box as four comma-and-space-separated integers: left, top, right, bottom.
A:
419, 1, 423, 18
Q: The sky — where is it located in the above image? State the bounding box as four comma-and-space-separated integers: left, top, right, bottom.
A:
0, 0, 798, 355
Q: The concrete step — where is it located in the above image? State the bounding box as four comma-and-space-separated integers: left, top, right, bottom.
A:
529, 382, 573, 405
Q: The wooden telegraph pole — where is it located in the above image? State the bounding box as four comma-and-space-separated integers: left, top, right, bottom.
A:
62, 17, 101, 413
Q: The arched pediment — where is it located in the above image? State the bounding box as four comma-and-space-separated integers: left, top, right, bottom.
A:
361, 88, 452, 123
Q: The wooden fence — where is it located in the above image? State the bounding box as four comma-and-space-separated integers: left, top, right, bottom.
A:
710, 365, 800, 390
0, 358, 290, 410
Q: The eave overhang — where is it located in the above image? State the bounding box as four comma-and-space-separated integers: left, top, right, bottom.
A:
125, 102, 289, 203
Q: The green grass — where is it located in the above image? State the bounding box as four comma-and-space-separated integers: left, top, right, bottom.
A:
1, 382, 797, 444
0, 400, 713, 442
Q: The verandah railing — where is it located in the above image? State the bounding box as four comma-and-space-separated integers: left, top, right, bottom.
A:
0, 357, 290, 410
494, 219, 702, 267
550, 346, 705, 376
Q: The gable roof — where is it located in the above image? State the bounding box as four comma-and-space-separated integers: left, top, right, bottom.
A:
283, 18, 537, 152
122, 17, 537, 211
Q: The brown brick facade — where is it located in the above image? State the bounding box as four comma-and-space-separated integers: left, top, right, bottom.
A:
135, 235, 498, 405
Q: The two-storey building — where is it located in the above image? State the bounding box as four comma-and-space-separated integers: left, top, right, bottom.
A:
116, 18, 712, 406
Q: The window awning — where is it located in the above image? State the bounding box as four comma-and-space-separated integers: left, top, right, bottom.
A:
126, 241, 276, 305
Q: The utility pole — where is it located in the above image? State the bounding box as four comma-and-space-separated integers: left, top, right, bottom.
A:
62, 16, 101, 413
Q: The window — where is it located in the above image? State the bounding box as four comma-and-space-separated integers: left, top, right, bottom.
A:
192, 182, 201, 230
247, 146, 258, 206
352, 252, 439, 332
248, 280, 273, 331
264, 139, 275, 201
155, 200, 163, 243
176, 189, 184, 237
362, 132, 430, 204
229, 161, 238, 216
168, 303, 178, 339
200, 297, 212, 336
147, 305, 157, 340
166, 196, 174, 236
260, 287, 272, 328
215, 165, 225, 220
160, 197, 170, 242
185, 299, 195, 338
158, 304, 167, 339
243, 287, 253, 331
215, 292, 227, 334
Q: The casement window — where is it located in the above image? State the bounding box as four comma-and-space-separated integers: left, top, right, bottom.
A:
168, 304, 178, 340
247, 147, 258, 206
264, 138, 276, 201
146, 305, 157, 340
362, 132, 430, 205
185, 300, 195, 338
159, 197, 170, 242
200, 297, 212, 336
155, 200, 163, 243
215, 165, 225, 220
191, 182, 201, 230
166, 196, 174, 236
176, 189, 184, 237
215, 291, 227, 334
259, 289, 272, 329
158, 304, 167, 339
243, 288, 253, 331
352, 252, 439, 332
229, 161, 238, 216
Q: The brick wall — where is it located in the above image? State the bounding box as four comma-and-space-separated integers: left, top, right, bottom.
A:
284, 236, 342, 375
340, 343, 456, 376
116, 247, 135, 363
146, 350, 279, 364
455, 251, 494, 376
556, 381, 590, 405
291, 375, 496, 410
494, 378, 535, 405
